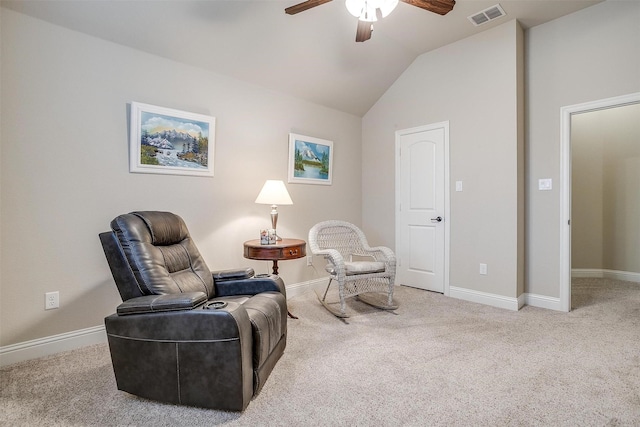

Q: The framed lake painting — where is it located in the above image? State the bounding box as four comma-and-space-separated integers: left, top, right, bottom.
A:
288, 133, 333, 185
129, 102, 215, 177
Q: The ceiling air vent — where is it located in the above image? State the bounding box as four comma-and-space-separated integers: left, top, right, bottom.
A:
468, 4, 506, 26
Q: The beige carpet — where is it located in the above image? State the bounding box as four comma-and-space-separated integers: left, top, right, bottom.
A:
1, 278, 639, 426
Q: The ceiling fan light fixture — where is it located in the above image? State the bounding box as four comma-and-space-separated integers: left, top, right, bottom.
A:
346, 0, 398, 22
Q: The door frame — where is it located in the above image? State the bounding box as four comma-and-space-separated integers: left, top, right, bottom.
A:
395, 121, 451, 296
559, 92, 640, 312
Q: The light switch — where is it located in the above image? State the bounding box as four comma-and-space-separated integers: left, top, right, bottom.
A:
538, 179, 552, 191
455, 181, 463, 192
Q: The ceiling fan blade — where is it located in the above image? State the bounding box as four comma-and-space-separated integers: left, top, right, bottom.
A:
285, 0, 333, 15
401, 0, 455, 15
355, 20, 373, 42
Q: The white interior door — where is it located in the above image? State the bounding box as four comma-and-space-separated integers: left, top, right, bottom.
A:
395, 123, 448, 293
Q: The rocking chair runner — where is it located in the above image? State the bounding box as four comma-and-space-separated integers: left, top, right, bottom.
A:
308, 220, 398, 318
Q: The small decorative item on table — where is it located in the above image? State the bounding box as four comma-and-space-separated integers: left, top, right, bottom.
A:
260, 229, 269, 245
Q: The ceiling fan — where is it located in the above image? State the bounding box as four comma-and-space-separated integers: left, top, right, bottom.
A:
285, 0, 455, 42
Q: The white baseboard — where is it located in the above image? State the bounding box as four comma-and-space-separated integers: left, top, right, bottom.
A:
0, 278, 326, 368
449, 286, 521, 311
572, 269, 640, 283
522, 270, 639, 312
523, 293, 563, 311
287, 278, 328, 298
572, 268, 605, 278
448, 287, 565, 312
0, 325, 107, 368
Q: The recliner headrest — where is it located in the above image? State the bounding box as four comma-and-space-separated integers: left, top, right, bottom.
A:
132, 211, 188, 246
108, 210, 215, 298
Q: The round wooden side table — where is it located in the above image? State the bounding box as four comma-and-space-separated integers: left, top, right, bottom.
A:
243, 238, 307, 275
243, 238, 306, 319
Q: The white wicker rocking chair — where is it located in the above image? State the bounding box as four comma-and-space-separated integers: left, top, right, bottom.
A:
308, 220, 398, 318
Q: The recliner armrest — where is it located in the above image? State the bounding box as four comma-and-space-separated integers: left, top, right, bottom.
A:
214, 274, 286, 298
212, 267, 255, 282
116, 292, 208, 315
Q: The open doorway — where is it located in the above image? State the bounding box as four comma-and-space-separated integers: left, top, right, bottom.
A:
560, 93, 640, 312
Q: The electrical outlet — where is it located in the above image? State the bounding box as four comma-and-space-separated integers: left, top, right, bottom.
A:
479, 263, 488, 275
45, 291, 59, 310
307, 255, 313, 266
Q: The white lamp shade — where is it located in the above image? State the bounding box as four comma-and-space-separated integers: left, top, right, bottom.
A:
255, 180, 293, 205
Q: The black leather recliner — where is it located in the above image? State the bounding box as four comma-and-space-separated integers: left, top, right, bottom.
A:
99, 211, 287, 411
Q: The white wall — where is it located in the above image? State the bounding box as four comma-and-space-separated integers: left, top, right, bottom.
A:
362, 20, 524, 301
0, 9, 362, 347
526, 0, 640, 298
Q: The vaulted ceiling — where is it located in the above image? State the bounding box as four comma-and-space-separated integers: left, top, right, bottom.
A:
1, 0, 601, 116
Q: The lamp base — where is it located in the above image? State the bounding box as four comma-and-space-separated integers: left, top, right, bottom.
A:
270, 206, 283, 241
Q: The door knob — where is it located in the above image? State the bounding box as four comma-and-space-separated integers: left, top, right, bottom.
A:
431, 216, 443, 223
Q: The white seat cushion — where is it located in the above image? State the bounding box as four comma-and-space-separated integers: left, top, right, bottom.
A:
325, 261, 386, 276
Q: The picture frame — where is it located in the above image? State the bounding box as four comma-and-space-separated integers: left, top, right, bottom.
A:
129, 102, 215, 177
287, 133, 333, 185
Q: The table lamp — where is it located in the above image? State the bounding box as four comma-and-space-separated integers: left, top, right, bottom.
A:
255, 180, 293, 241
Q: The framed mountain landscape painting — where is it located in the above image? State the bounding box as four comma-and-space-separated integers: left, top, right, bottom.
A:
129, 102, 215, 177
288, 133, 333, 185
